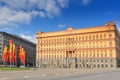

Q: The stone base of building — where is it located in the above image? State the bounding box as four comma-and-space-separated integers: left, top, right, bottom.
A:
36, 58, 118, 69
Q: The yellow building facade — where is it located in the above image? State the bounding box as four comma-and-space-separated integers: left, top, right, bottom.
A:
36, 22, 120, 69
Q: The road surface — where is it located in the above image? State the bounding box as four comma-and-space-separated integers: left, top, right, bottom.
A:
0, 68, 120, 80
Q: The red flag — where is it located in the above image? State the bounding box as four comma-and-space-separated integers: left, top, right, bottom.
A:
9, 39, 15, 63
22, 50, 25, 64
2, 54, 7, 62
19, 47, 26, 65
12, 44, 15, 63
2, 45, 8, 62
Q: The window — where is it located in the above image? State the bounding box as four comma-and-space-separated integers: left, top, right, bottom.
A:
105, 65, 107, 67
96, 34, 98, 39
104, 34, 106, 39
79, 37, 81, 40
105, 60, 107, 62
98, 64, 100, 68
101, 60, 103, 62
82, 36, 84, 40
97, 50, 99, 53
86, 60, 88, 62
102, 64, 104, 68
97, 60, 99, 62
109, 32, 112, 38
111, 64, 113, 67
110, 40, 112, 46
89, 35, 91, 40
97, 54, 99, 57
101, 53, 103, 57
105, 53, 107, 57
79, 60, 81, 62
86, 64, 89, 68
93, 54, 95, 57
100, 34, 102, 39
90, 60, 92, 62
79, 64, 81, 67
111, 59, 113, 62
93, 35, 95, 40
86, 36, 87, 40
86, 52, 88, 57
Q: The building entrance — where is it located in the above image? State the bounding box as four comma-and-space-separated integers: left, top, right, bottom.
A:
66, 58, 76, 68
66, 51, 76, 68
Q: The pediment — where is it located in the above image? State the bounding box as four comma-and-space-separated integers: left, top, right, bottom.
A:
67, 27, 73, 31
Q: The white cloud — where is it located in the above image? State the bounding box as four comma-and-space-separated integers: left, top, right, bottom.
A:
82, 0, 91, 5
58, 24, 66, 28
0, 0, 69, 29
0, 6, 32, 29
20, 34, 36, 43
57, 0, 69, 8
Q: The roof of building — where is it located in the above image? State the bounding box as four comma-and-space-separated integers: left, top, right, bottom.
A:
0, 32, 36, 45
36, 22, 118, 37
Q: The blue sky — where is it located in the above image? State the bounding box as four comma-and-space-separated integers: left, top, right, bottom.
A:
0, 0, 120, 43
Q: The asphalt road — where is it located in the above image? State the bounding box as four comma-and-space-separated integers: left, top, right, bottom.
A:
0, 68, 120, 80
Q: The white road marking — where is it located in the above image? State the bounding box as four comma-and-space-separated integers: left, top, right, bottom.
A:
24, 76, 29, 78
42, 74, 45, 77
55, 73, 59, 75
1, 77, 7, 80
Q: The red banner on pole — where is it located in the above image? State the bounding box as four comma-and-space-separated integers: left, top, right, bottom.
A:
19, 46, 26, 65
2, 45, 8, 62
9, 39, 15, 63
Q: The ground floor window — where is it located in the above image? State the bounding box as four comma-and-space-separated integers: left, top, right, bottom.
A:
111, 64, 113, 67
105, 64, 107, 68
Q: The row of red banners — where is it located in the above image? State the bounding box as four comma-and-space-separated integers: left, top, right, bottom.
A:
2, 39, 26, 65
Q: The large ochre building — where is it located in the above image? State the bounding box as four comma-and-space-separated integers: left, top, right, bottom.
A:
36, 22, 120, 69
